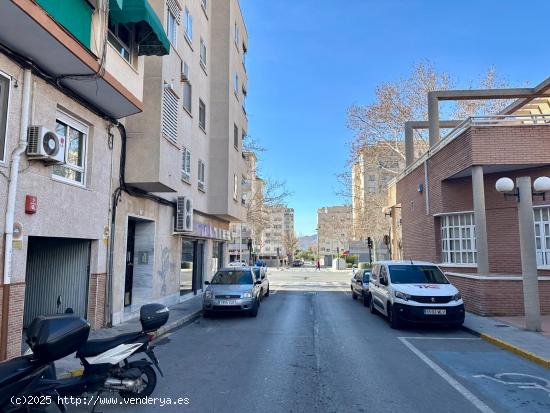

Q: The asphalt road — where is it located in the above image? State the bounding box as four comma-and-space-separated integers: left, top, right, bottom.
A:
77, 269, 550, 413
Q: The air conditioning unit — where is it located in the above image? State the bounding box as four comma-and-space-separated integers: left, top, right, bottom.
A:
27, 126, 65, 164
175, 196, 193, 232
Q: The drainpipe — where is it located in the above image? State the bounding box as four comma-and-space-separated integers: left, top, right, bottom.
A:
3, 69, 32, 285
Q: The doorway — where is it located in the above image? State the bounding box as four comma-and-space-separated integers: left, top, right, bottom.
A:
124, 217, 155, 311
180, 239, 205, 296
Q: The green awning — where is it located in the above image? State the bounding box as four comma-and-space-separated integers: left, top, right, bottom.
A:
109, 0, 170, 56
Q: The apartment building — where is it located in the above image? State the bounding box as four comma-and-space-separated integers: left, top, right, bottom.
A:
0, 0, 168, 359
317, 206, 352, 265
260, 205, 294, 265
392, 77, 550, 317
114, 0, 248, 324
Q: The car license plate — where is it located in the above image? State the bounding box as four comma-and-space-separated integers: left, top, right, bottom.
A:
218, 300, 236, 305
424, 309, 446, 315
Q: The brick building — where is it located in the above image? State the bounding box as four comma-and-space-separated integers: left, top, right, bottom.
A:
393, 80, 550, 317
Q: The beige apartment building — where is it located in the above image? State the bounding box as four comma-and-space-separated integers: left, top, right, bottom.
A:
0, 0, 249, 359
114, 0, 248, 324
0, 0, 166, 359
317, 206, 352, 264
260, 205, 294, 265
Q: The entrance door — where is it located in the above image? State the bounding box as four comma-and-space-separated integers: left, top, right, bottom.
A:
124, 220, 136, 307
24, 237, 91, 328
192, 241, 204, 294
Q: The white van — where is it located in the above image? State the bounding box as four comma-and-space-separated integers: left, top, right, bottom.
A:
368, 261, 465, 329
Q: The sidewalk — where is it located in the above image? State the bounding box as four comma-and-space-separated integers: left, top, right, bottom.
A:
56, 294, 203, 376
463, 312, 550, 369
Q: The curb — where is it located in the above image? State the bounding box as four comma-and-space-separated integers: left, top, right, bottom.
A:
479, 333, 550, 369
154, 309, 203, 338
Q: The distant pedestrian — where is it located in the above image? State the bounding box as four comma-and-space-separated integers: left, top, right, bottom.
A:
316, 260, 321, 271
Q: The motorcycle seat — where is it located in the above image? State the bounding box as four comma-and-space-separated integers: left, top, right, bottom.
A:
76, 332, 144, 358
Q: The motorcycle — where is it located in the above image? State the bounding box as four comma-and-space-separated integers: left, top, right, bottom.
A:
35, 303, 170, 410
0, 314, 91, 412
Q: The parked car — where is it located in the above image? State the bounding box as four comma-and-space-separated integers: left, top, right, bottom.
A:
203, 268, 262, 317
252, 266, 270, 298
368, 261, 465, 329
292, 259, 303, 267
350, 269, 371, 306
229, 260, 247, 267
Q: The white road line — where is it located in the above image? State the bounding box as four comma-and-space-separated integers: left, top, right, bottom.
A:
398, 337, 496, 413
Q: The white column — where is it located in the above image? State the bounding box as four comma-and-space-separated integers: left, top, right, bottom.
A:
516, 176, 542, 331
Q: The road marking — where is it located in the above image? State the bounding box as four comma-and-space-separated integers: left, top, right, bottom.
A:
398, 337, 496, 413
474, 373, 550, 396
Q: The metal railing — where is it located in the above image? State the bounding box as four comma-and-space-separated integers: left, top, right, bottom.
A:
393, 113, 550, 183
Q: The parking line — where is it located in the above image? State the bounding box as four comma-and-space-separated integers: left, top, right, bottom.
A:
400, 336, 480, 340
398, 337, 495, 413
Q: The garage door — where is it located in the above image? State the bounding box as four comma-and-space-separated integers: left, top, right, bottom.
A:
23, 237, 91, 328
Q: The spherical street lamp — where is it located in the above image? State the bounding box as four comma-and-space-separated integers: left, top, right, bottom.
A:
495, 177, 515, 193
533, 176, 550, 193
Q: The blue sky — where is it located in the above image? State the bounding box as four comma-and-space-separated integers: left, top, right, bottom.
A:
240, 0, 550, 236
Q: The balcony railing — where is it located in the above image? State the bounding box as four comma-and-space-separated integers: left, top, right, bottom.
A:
394, 114, 550, 183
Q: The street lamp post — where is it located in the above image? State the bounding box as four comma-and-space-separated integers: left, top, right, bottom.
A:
495, 175, 550, 332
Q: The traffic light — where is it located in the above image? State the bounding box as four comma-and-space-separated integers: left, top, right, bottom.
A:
367, 237, 373, 248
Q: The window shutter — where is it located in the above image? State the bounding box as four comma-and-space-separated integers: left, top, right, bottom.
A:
162, 89, 179, 143
167, 0, 181, 24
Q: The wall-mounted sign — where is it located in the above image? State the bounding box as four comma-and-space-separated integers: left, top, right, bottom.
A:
25, 195, 37, 214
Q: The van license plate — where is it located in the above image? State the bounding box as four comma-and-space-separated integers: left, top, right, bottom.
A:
219, 300, 236, 305
424, 309, 446, 315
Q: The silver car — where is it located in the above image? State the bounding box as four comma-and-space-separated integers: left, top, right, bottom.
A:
252, 266, 270, 298
203, 267, 262, 317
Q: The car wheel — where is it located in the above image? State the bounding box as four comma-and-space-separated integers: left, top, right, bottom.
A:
388, 304, 401, 329
363, 293, 370, 307
249, 299, 259, 317
265, 285, 270, 297
369, 296, 377, 314
351, 289, 358, 300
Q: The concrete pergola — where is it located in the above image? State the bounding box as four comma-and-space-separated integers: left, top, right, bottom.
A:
404, 120, 461, 167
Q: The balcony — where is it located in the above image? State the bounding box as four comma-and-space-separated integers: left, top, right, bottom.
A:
0, 0, 169, 119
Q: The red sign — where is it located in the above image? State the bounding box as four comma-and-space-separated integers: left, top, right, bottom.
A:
25, 195, 37, 214
342, 250, 349, 257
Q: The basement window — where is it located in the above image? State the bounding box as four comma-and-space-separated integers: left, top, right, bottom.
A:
440, 213, 476, 265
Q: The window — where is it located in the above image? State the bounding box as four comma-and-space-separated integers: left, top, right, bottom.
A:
199, 38, 207, 67
108, 19, 134, 63
162, 88, 179, 143
233, 73, 239, 97
234, 124, 239, 150
198, 159, 205, 191
184, 8, 193, 42
0, 74, 9, 163
166, 7, 177, 46
242, 87, 247, 112
199, 99, 206, 131
242, 130, 247, 146
389, 265, 449, 284
233, 174, 238, 200
234, 22, 240, 46
182, 62, 192, 113
440, 213, 476, 265
181, 147, 191, 182
52, 113, 87, 185
534, 207, 550, 267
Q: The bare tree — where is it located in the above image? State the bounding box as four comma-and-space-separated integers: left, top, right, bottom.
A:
282, 230, 299, 259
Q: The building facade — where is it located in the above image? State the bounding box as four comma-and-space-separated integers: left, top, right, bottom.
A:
259, 205, 294, 265
112, 0, 248, 324
0, 0, 249, 359
317, 206, 352, 265
393, 79, 550, 317
0, 0, 168, 359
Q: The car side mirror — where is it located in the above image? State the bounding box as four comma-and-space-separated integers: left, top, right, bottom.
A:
255, 280, 262, 285
380, 278, 387, 286
204, 281, 210, 285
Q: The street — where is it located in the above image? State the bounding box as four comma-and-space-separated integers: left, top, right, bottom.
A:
79, 269, 550, 413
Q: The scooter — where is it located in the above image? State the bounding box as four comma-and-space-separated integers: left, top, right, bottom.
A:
0, 314, 91, 412
36, 303, 170, 410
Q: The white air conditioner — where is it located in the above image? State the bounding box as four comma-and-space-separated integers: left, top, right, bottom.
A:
175, 196, 193, 232
27, 126, 65, 164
